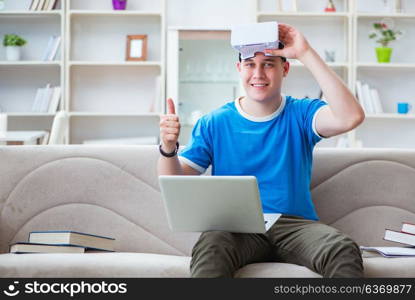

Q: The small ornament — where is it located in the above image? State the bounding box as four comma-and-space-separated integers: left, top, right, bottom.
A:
324, 0, 336, 12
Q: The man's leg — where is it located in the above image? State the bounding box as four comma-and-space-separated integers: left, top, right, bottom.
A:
267, 215, 364, 278
190, 231, 272, 278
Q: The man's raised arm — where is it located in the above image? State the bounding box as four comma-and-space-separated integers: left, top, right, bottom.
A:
265, 23, 365, 138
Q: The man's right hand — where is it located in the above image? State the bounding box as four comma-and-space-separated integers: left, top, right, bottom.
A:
159, 98, 181, 153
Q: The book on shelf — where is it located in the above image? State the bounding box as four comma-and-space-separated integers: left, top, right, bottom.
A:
29, 231, 115, 252
384, 229, 415, 247
32, 84, 50, 113
355, 80, 365, 113
42, 0, 49, 10
48, 86, 61, 113
36, 0, 45, 10
41, 84, 53, 112
10, 242, 85, 254
402, 222, 415, 235
360, 246, 415, 258
46, 0, 57, 11
41, 36, 55, 60
29, 0, 40, 10
362, 83, 374, 114
355, 80, 383, 114
32, 85, 61, 113
29, 0, 57, 11
370, 88, 384, 114
32, 84, 49, 113
42, 35, 61, 61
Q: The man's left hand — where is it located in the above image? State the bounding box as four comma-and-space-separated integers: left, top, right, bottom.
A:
265, 23, 311, 61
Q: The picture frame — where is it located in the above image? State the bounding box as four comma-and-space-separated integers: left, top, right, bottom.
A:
126, 35, 147, 61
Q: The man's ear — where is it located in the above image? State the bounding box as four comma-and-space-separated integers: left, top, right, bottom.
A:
236, 62, 241, 72
282, 61, 290, 77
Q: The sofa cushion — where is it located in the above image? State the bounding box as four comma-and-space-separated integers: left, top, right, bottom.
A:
0, 253, 191, 278
2, 252, 415, 277
235, 257, 415, 278
235, 262, 321, 278
363, 256, 415, 278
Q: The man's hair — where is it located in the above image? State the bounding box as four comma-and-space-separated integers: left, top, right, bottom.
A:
238, 53, 287, 63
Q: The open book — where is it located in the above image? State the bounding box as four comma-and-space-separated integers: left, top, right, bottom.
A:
360, 246, 415, 258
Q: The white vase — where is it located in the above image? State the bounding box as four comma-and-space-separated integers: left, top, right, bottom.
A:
6, 46, 21, 61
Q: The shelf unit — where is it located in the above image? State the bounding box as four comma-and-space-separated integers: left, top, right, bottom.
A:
0, 0, 64, 133
2, 0, 414, 147
0, 0, 166, 144
66, 0, 165, 144
256, 0, 415, 148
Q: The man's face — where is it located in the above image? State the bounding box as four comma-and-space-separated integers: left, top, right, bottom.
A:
237, 52, 289, 103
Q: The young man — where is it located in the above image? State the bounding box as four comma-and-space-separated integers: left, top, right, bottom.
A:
158, 23, 365, 277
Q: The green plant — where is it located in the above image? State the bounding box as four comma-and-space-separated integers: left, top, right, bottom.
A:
369, 22, 403, 47
3, 34, 27, 47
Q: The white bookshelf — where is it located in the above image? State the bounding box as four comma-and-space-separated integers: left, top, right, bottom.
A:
2, 0, 415, 147
354, 0, 415, 148
0, 0, 165, 144
66, 0, 166, 144
0, 0, 64, 132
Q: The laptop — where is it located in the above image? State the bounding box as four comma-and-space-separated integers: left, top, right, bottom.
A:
159, 176, 281, 233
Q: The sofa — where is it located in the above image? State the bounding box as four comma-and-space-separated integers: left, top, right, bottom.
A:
0, 146, 415, 277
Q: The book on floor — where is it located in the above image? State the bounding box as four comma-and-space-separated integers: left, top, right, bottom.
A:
360, 246, 415, 258
384, 229, 415, 247
402, 222, 415, 235
28, 231, 115, 251
10, 242, 85, 254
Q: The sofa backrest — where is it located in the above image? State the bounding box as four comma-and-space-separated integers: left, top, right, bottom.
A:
311, 148, 415, 248
0, 146, 414, 255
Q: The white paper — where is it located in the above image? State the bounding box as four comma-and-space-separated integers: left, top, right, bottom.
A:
264, 213, 281, 231
360, 246, 415, 257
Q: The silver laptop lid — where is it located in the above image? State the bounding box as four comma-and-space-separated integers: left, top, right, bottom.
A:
159, 176, 266, 233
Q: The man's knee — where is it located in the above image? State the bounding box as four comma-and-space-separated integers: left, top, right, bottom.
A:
319, 229, 364, 277
190, 231, 239, 278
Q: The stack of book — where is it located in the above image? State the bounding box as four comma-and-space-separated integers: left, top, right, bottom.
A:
42, 35, 61, 61
384, 222, 415, 247
360, 222, 415, 258
10, 231, 115, 254
29, 0, 57, 11
355, 80, 384, 114
32, 84, 61, 113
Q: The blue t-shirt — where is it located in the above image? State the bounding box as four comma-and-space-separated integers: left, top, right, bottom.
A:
179, 95, 327, 220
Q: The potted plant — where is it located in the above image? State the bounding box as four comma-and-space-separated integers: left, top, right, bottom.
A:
112, 0, 127, 10
369, 21, 403, 63
3, 34, 27, 61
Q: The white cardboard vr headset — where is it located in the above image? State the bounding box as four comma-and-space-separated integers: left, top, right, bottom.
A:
231, 22, 284, 60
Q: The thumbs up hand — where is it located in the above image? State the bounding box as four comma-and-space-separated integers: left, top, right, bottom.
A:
160, 98, 181, 153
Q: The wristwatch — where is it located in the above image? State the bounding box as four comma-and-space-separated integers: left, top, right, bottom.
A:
159, 142, 179, 158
